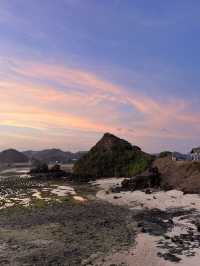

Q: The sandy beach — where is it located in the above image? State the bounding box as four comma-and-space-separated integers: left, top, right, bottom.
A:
93, 178, 200, 266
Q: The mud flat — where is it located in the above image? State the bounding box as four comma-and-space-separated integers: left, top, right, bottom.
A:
0, 177, 137, 266
0, 201, 136, 266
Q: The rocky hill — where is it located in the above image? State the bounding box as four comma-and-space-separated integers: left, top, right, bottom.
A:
0, 149, 28, 164
23, 149, 87, 163
153, 157, 200, 193
73, 133, 153, 179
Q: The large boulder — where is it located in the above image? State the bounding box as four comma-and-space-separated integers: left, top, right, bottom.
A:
120, 167, 161, 191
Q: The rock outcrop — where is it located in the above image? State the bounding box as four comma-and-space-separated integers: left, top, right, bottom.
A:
153, 157, 200, 193
120, 167, 161, 191
73, 133, 153, 180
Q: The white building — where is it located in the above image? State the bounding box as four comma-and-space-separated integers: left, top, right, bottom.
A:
191, 148, 200, 161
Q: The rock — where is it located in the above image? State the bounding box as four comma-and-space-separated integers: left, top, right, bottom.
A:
196, 222, 200, 232
118, 167, 161, 192
137, 222, 143, 228
145, 188, 152, 194
113, 196, 121, 199
158, 252, 181, 262
141, 227, 146, 233
168, 219, 174, 225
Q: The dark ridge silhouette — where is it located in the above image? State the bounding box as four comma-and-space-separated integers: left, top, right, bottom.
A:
23, 149, 87, 163
0, 149, 28, 164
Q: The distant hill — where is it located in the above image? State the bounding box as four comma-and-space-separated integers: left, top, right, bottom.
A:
0, 149, 28, 164
23, 149, 87, 163
22, 150, 37, 158
73, 133, 153, 179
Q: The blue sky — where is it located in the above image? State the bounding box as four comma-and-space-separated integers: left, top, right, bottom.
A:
0, 0, 200, 152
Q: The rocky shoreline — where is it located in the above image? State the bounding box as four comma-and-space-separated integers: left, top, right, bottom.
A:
1, 175, 200, 265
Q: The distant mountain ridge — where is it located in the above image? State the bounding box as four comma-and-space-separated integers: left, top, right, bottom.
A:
0, 149, 28, 164
23, 149, 87, 163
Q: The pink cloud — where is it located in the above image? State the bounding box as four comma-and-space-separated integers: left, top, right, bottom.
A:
0, 57, 200, 151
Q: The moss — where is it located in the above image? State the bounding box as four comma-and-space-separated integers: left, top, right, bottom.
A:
128, 154, 153, 176
31, 199, 47, 208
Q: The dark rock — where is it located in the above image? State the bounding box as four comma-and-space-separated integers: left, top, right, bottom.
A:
145, 189, 152, 194
118, 167, 161, 192
168, 219, 174, 225
157, 252, 181, 262
196, 221, 200, 232
113, 196, 121, 199
141, 227, 146, 233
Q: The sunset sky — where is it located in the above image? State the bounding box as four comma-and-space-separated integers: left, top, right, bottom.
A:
1, 0, 200, 153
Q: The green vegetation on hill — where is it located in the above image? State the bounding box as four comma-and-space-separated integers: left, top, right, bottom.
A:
73, 133, 153, 179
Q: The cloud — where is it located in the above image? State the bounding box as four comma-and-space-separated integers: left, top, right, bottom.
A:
0, 57, 200, 151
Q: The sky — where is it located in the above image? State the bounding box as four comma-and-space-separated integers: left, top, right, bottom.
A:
0, 0, 200, 153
